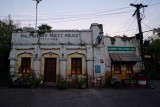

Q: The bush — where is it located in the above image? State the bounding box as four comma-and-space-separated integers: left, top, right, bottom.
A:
150, 72, 160, 80
79, 79, 87, 85
25, 71, 42, 88
56, 74, 68, 89
57, 80, 68, 89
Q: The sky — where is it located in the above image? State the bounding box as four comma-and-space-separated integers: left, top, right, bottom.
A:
0, 0, 160, 39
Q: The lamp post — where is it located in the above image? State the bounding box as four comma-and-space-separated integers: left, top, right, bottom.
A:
33, 0, 42, 30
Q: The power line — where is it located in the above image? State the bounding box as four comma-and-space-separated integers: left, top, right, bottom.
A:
1, 2, 159, 17
0, 2, 159, 19
0, 6, 132, 18
143, 0, 150, 4
123, 18, 135, 34
147, 0, 152, 5
38, 6, 131, 17
115, 16, 133, 32
21, 11, 132, 26
109, 29, 137, 35
133, 26, 138, 35
0, 8, 131, 18
142, 21, 153, 30
148, 2, 160, 6
108, 23, 160, 36
14, 10, 133, 22
133, 0, 139, 3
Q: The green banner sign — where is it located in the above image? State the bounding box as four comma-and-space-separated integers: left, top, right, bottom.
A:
108, 46, 136, 51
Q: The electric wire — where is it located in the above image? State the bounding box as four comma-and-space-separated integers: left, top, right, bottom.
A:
0, 7, 131, 18
1, 1, 160, 36
133, 25, 138, 35
19, 11, 133, 26
15, 10, 133, 22
142, 21, 153, 30
147, 0, 153, 5
109, 29, 137, 35
123, 18, 135, 34
0, 2, 159, 18
115, 16, 133, 32
132, 0, 139, 3
148, 2, 160, 6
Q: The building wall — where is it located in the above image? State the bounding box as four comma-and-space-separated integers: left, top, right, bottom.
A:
104, 36, 142, 80
9, 23, 142, 85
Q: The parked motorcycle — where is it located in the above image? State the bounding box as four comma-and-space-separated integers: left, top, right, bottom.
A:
110, 75, 123, 89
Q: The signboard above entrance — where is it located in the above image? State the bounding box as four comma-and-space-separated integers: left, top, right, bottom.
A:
108, 46, 136, 51
13, 32, 81, 44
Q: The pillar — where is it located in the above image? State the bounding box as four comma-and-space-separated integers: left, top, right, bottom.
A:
60, 47, 67, 79
34, 45, 41, 77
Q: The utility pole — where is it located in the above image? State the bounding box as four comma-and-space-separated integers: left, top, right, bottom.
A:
33, 0, 42, 30
130, 3, 147, 66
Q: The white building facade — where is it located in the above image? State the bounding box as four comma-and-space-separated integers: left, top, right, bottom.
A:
9, 23, 142, 86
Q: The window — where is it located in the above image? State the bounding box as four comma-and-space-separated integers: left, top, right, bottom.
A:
126, 63, 133, 74
114, 63, 121, 74
21, 58, 31, 73
71, 58, 82, 74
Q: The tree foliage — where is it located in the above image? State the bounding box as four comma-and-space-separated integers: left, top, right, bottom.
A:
146, 39, 160, 59
144, 27, 160, 58
0, 15, 17, 51
0, 15, 18, 83
38, 24, 52, 31
153, 27, 160, 37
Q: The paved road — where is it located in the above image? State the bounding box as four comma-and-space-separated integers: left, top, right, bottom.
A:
0, 81, 160, 107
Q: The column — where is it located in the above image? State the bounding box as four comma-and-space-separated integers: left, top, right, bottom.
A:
34, 45, 41, 76
59, 48, 67, 78
9, 48, 16, 76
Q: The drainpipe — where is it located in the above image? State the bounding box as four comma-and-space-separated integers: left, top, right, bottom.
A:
92, 31, 95, 87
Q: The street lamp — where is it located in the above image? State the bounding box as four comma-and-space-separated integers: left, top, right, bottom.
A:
33, 0, 42, 30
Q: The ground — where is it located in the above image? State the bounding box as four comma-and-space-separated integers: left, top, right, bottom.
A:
0, 81, 160, 107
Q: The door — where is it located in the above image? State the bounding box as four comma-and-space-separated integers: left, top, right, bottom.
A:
44, 58, 56, 82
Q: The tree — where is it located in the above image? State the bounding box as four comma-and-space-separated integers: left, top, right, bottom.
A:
38, 24, 52, 31
146, 39, 160, 59
144, 29, 160, 73
0, 15, 17, 51
0, 15, 18, 83
153, 27, 160, 37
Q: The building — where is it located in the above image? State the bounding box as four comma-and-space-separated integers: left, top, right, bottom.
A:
9, 23, 142, 86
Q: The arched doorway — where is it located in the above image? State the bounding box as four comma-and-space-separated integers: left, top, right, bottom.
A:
41, 52, 60, 82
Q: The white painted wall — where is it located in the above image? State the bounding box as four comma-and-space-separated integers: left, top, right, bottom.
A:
9, 24, 142, 84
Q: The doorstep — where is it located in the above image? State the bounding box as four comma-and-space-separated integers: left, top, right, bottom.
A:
39, 82, 56, 88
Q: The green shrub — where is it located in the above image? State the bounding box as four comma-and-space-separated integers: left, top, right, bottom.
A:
57, 80, 68, 89
150, 72, 160, 80
25, 71, 42, 88
79, 79, 87, 85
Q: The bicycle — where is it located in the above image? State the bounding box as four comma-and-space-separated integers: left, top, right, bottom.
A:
146, 73, 155, 89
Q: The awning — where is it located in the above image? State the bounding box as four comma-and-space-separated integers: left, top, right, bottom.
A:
109, 53, 141, 62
